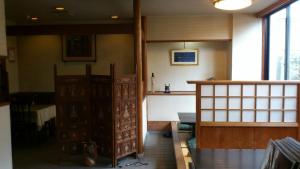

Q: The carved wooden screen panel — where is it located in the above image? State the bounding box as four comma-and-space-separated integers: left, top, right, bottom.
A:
114, 75, 137, 159
91, 75, 113, 158
55, 76, 91, 157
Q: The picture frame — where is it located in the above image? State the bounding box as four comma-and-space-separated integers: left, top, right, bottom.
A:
7, 47, 16, 62
170, 49, 199, 65
62, 34, 96, 62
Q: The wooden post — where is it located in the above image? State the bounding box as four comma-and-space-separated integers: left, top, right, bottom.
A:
142, 16, 148, 97
297, 85, 300, 140
110, 64, 116, 167
134, 0, 144, 154
53, 64, 57, 95
196, 84, 201, 148
86, 64, 91, 76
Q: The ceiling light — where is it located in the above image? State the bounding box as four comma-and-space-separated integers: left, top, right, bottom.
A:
30, 16, 39, 21
213, 0, 252, 10
111, 15, 119, 20
55, 6, 65, 11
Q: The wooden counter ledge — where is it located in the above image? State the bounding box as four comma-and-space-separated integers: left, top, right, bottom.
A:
0, 102, 10, 107
147, 91, 196, 96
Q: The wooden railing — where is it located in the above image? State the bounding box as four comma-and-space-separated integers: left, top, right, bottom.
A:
171, 122, 187, 169
187, 80, 300, 149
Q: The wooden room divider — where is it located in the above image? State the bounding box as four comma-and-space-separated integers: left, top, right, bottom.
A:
188, 80, 300, 149
54, 64, 137, 167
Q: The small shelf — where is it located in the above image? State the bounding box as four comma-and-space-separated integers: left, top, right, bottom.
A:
147, 91, 196, 96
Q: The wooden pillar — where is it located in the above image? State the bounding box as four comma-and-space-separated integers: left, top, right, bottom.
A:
134, 0, 144, 153
297, 84, 300, 141
142, 16, 148, 97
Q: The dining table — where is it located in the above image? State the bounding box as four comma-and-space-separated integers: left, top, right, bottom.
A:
30, 104, 56, 130
177, 112, 196, 137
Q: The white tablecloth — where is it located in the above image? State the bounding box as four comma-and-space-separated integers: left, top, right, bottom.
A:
31, 105, 56, 130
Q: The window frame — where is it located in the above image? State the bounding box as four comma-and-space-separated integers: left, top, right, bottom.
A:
264, 0, 299, 80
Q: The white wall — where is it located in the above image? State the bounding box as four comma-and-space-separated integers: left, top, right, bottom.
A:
0, 0, 7, 56
147, 15, 232, 40
232, 14, 262, 80
147, 42, 230, 91
147, 96, 195, 121
146, 15, 232, 122
0, 105, 13, 169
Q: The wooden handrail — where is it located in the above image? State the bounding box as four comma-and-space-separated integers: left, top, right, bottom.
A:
187, 80, 300, 85
200, 122, 298, 127
171, 122, 187, 169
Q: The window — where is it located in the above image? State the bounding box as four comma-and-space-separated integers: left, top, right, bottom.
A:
266, 0, 300, 80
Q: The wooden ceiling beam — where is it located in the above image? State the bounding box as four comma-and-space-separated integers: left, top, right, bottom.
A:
256, 0, 296, 18
6, 24, 133, 35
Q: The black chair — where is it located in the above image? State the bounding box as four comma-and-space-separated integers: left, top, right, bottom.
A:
10, 102, 38, 146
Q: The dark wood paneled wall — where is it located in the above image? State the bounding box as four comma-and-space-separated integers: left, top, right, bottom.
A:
0, 57, 9, 102
6, 24, 133, 36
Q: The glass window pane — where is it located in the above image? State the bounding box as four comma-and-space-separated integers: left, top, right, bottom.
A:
269, 9, 287, 80
288, 1, 300, 80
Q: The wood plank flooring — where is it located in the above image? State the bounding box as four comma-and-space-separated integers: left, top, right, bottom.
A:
13, 131, 176, 169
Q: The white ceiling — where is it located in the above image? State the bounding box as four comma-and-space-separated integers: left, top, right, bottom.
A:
5, 0, 277, 25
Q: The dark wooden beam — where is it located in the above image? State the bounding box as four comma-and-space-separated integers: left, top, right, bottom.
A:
134, 0, 143, 154
256, 0, 295, 18
6, 24, 133, 36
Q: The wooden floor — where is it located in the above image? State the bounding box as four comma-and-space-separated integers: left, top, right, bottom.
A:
13, 131, 176, 169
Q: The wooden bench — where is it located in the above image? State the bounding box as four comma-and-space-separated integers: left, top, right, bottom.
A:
171, 121, 188, 169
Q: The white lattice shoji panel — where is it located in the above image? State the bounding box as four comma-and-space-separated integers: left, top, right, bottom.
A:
256, 111, 268, 122
215, 85, 227, 96
228, 110, 241, 122
215, 110, 227, 122
270, 98, 282, 109
242, 111, 255, 122
229, 98, 240, 109
215, 98, 227, 109
243, 85, 255, 96
271, 85, 283, 96
229, 85, 241, 96
285, 85, 297, 96
256, 98, 269, 109
270, 111, 282, 122
284, 98, 297, 109
284, 111, 297, 122
243, 98, 255, 109
201, 110, 213, 122
257, 85, 269, 96
201, 98, 213, 109
201, 85, 213, 96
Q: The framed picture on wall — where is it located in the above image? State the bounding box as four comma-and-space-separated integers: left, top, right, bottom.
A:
170, 49, 198, 65
62, 34, 96, 62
